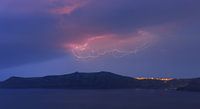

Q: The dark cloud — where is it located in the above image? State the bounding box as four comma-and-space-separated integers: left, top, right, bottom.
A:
0, 15, 65, 68
0, 0, 200, 77
67, 0, 200, 33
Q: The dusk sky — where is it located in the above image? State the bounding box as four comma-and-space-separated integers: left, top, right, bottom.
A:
0, 0, 200, 80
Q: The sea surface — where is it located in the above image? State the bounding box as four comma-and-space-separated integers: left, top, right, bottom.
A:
0, 89, 200, 109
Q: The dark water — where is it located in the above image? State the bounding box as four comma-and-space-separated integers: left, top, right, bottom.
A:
0, 89, 200, 109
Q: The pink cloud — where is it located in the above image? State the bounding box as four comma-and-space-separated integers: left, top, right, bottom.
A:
64, 30, 156, 59
48, 0, 89, 15
0, 0, 89, 15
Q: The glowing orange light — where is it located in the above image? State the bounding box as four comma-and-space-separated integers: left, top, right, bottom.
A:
136, 77, 174, 81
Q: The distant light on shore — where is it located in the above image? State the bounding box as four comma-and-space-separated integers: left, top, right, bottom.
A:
136, 77, 174, 81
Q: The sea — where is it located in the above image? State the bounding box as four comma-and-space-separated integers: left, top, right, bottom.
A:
0, 89, 199, 109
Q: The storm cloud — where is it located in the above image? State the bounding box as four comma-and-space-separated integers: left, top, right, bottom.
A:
0, 0, 200, 78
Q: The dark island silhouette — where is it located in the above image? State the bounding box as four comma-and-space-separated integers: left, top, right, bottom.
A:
0, 71, 199, 92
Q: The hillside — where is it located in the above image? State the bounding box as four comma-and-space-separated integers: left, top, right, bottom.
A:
0, 71, 200, 92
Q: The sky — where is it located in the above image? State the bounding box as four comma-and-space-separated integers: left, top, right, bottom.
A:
0, 0, 200, 80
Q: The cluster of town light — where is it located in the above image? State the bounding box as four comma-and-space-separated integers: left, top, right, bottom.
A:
136, 77, 174, 81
